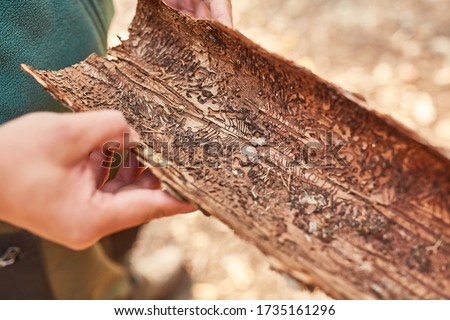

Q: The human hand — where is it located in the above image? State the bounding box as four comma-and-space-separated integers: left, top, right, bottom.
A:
164, 0, 233, 27
0, 111, 194, 250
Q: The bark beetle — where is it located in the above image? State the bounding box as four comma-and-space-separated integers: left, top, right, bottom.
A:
23, 0, 449, 299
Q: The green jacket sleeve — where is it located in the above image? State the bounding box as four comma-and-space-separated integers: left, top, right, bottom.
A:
0, 0, 114, 124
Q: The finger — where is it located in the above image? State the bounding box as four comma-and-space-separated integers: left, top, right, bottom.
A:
102, 152, 145, 191
194, 1, 212, 19
165, 0, 195, 15
163, 0, 183, 10
206, 0, 233, 27
99, 153, 136, 193
89, 150, 113, 188
59, 111, 137, 163
134, 168, 161, 190
114, 150, 139, 183
101, 170, 160, 193
94, 189, 195, 235
101, 155, 159, 192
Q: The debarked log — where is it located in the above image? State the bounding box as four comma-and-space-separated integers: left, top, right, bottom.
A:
23, 0, 449, 299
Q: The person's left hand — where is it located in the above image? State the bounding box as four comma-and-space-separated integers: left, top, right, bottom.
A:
164, 0, 233, 27
0, 111, 194, 250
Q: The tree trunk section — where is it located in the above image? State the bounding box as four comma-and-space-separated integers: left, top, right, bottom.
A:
23, 0, 449, 299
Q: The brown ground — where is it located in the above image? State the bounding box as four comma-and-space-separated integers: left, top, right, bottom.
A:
109, 0, 450, 299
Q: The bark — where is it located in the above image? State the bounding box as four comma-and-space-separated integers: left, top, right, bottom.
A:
23, 0, 449, 299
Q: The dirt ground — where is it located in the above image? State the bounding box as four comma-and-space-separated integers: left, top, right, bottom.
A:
109, 0, 450, 299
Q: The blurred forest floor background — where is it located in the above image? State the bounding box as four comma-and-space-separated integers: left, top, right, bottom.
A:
109, 0, 450, 299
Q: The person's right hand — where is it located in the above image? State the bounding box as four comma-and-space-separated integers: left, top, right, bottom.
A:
163, 0, 233, 27
0, 111, 194, 250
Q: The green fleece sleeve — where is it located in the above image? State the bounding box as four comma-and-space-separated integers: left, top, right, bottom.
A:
0, 0, 114, 124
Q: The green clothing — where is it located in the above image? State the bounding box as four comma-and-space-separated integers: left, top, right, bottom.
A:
0, 0, 114, 123
0, 0, 135, 299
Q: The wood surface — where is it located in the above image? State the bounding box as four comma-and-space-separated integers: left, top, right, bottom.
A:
23, 0, 450, 299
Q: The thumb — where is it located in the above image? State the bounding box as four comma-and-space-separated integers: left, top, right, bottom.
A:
59, 110, 139, 163
94, 189, 195, 236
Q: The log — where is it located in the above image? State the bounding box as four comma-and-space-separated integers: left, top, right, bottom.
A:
23, 0, 449, 299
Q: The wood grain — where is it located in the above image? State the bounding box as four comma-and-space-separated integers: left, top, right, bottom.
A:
23, 0, 449, 299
